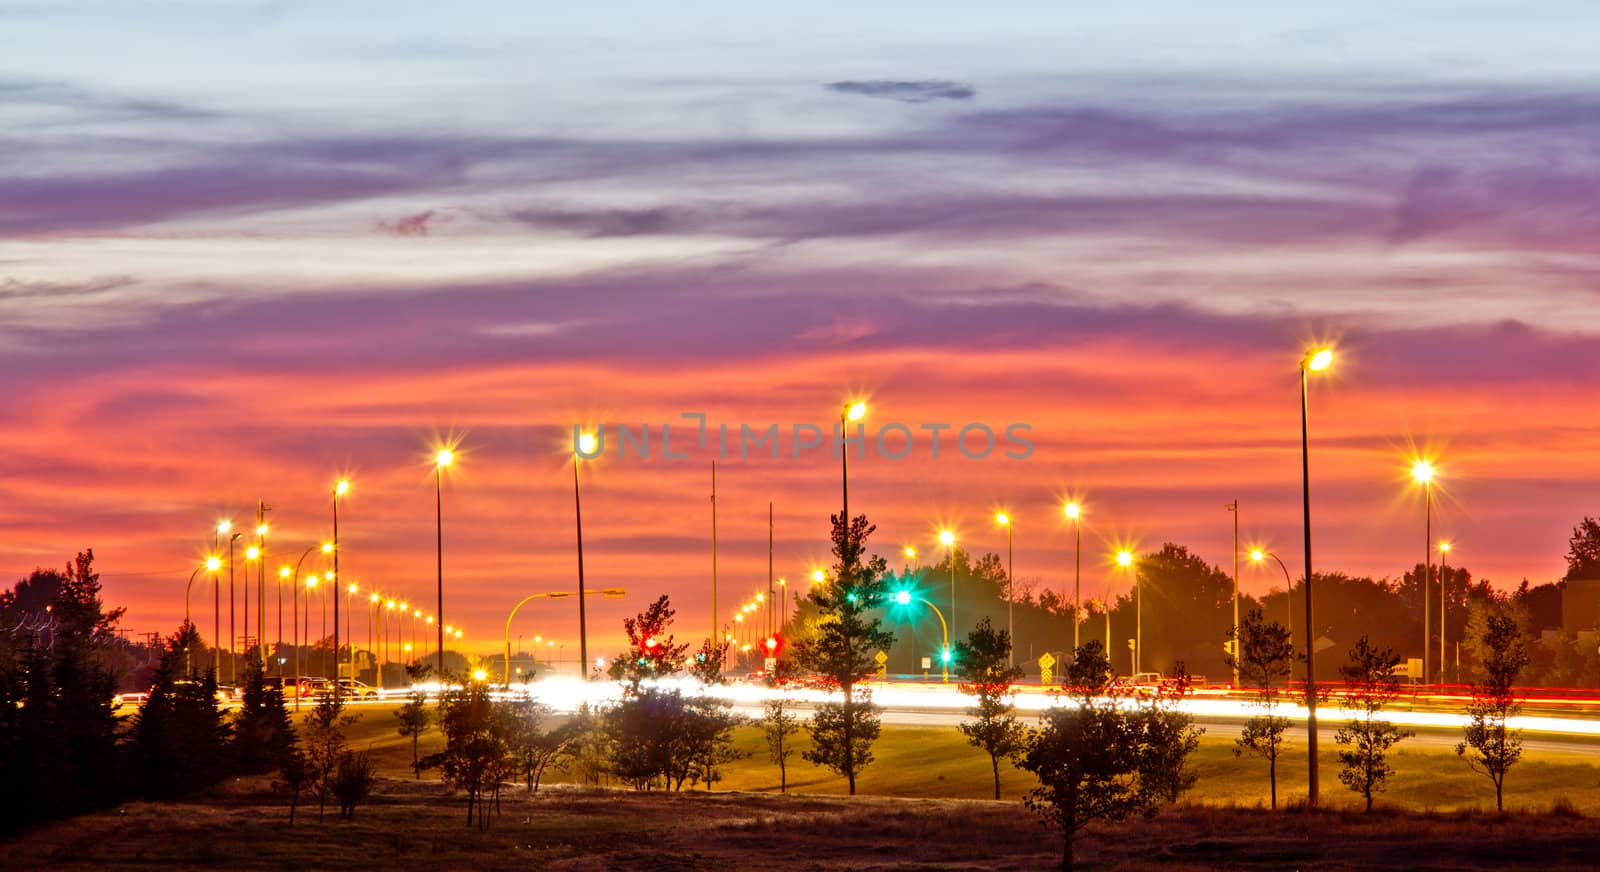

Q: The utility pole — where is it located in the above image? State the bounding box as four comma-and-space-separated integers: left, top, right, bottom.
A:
1226, 500, 1239, 687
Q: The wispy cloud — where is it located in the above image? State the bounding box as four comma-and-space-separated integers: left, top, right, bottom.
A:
825, 79, 977, 103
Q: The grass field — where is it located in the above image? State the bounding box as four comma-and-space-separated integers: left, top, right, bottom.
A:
325, 701, 1600, 814
7, 701, 1600, 869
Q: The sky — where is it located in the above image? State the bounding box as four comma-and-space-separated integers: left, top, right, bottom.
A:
4, 2, 1600, 657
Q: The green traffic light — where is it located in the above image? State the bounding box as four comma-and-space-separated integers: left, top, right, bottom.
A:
939, 648, 952, 663
893, 590, 911, 605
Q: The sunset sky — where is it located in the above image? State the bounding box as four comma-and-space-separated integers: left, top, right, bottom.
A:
4, 2, 1599, 655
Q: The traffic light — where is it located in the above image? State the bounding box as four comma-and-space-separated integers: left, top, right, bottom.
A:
1222, 640, 1237, 656
764, 636, 779, 653
939, 647, 953, 665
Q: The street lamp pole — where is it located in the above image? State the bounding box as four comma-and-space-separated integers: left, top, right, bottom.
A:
996, 513, 1014, 667
940, 530, 957, 638
331, 479, 349, 702
1440, 542, 1452, 684
436, 449, 453, 678
1300, 347, 1332, 806
1065, 503, 1082, 654
1227, 501, 1240, 687
574, 434, 596, 680
1118, 550, 1138, 672
227, 531, 240, 682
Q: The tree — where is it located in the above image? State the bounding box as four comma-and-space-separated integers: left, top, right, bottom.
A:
394, 688, 432, 779
130, 624, 230, 799
1136, 664, 1204, 803
421, 678, 506, 828
1226, 608, 1294, 809
954, 617, 1026, 799
302, 693, 359, 822
762, 662, 802, 793
231, 651, 296, 775
795, 512, 895, 795
1335, 636, 1412, 811
1456, 611, 1529, 811
0, 551, 126, 831
331, 750, 375, 819
275, 747, 312, 824
1564, 517, 1600, 581
609, 594, 690, 687
1019, 640, 1196, 872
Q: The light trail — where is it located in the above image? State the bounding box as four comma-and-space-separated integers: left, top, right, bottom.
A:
392, 677, 1600, 737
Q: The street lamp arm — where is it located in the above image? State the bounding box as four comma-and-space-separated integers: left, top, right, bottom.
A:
504, 588, 626, 688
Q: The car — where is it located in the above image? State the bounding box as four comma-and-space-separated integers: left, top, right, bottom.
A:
336, 679, 380, 699
300, 677, 334, 698
169, 679, 236, 705
112, 691, 150, 710
215, 684, 241, 702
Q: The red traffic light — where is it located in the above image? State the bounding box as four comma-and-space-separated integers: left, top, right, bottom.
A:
764, 636, 778, 652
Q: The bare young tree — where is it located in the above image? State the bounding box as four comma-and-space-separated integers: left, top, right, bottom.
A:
1456, 611, 1529, 811
762, 661, 802, 793
1336, 636, 1412, 811
1226, 608, 1293, 809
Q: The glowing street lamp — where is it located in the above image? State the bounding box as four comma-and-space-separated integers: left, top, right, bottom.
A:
1299, 345, 1333, 804
1249, 548, 1295, 666
1065, 501, 1083, 653
331, 478, 350, 702
1411, 458, 1437, 684
573, 433, 597, 680
1439, 541, 1453, 681
185, 556, 223, 676
939, 529, 957, 636
434, 446, 454, 679
995, 512, 1015, 667
1115, 550, 1140, 673
892, 589, 951, 683
840, 400, 867, 528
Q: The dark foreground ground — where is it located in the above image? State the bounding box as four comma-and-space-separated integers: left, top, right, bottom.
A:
6, 776, 1600, 871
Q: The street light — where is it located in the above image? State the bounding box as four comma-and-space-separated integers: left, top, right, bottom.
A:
1439, 541, 1453, 683
185, 557, 222, 676
1411, 458, 1436, 684
1115, 548, 1135, 673
840, 400, 867, 528
331, 478, 349, 702
939, 529, 956, 636
995, 512, 1015, 667
434, 446, 454, 678
1299, 345, 1333, 806
892, 589, 951, 683
1249, 549, 1295, 673
225, 530, 241, 682
573, 432, 597, 680
1064, 502, 1083, 653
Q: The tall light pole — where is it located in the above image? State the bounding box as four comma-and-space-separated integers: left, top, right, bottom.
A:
995, 513, 1015, 667
504, 588, 624, 687
574, 433, 596, 680
1300, 345, 1333, 805
1226, 501, 1240, 687
939, 530, 956, 637
1440, 541, 1453, 683
243, 544, 261, 663
255, 503, 270, 662
346, 583, 359, 681
841, 401, 867, 523
331, 479, 349, 701
892, 590, 951, 682
1250, 548, 1295, 670
368, 592, 379, 684
1065, 502, 1082, 654
277, 566, 290, 675
435, 447, 453, 678
1117, 550, 1137, 672
226, 530, 241, 681
214, 521, 229, 677
186, 557, 221, 676
1412, 459, 1436, 684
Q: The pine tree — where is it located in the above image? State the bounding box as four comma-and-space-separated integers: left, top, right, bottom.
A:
795, 513, 895, 795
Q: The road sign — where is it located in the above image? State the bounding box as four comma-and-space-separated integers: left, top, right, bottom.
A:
764, 657, 777, 673
1039, 652, 1057, 684
875, 649, 889, 678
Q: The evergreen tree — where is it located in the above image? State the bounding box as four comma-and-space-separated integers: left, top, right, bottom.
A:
231, 651, 296, 774
795, 513, 895, 795
131, 623, 230, 799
